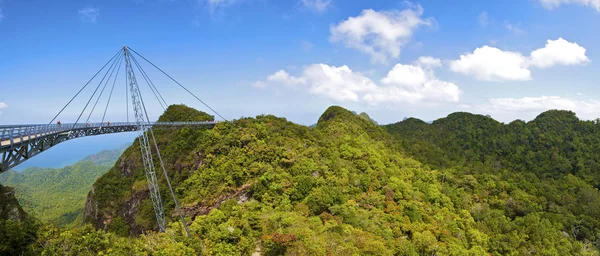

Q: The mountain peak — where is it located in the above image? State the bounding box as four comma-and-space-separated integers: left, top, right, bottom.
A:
317, 106, 356, 124
158, 104, 214, 122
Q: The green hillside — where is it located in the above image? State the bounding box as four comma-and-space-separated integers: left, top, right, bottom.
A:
0, 184, 38, 255
72, 105, 598, 255
3, 105, 600, 255
0, 147, 126, 226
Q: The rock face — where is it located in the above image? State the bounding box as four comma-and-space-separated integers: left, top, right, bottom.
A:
83, 150, 150, 235
0, 184, 28, 221
179, 183, 253, 218
82, 104, 215, 235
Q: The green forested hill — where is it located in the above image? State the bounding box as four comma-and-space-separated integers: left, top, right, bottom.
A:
0, 184, 38, 255
4, 105, 600, 255
0, 147, 125, 226
384, 110, 600, 250
68, 104, 598, 255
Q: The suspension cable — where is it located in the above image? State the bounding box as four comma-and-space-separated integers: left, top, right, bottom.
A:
71, 51, 123, 130
127, 47, 227, 121
86, 53, 124, 123
130, 55, 166, 111
101, 52, 124, 124
148, 128, 191, 237
126, 65, 129, 123
131, 54, 168, 108
127, 54, 191, 237
49, 49, 122, 124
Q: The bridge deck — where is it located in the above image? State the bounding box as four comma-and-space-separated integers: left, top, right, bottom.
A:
0, 131, 62, 147
0, 121, 216, 148
0, 121, 218, 172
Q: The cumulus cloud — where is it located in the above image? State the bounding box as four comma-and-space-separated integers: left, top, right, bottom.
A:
449, 38, 589, 81
414, 56, 442, 68
254, 59, 460, 105
330, 5, 433, 64
266, 70, 307, 86
450, 46, 531, 81
482, 96, 600, 119
78, 7, 100, 23
538, 0, 600, 11
529, 38, 590, 68
364, 64, 460, 104
302, 0, 331, 13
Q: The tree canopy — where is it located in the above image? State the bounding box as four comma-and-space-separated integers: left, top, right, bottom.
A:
2, 105, 600, 255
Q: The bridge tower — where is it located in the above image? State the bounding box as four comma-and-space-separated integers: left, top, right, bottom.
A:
123, 46, 166, 231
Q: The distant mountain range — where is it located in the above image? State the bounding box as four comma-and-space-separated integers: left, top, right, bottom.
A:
0, 146, 126, 226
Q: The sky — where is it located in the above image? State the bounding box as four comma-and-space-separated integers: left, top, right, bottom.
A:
1, 0, 600, 129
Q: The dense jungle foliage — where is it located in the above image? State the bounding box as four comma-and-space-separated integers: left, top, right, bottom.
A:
0, 147, 125, 227
0, 183, 39, 255
2, 104, 600, 255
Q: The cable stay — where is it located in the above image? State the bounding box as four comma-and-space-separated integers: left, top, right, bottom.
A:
49, 49, 122, 125
102, 52, 124, 124
130, 54, 168, 109
71, 51, 123, 132
131, 55, 166, 111
127, 47, 228, 121
86, 53, 124, 124
44, 46, 229, 238
123, 47, 191, 237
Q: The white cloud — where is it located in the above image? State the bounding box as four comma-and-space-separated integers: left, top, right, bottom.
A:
478, 12, 488, 28
449, 38, 589, 81
489, 96, 578, 111
255, 59, 460, 105
414, 56, 442, 68
449, 46, 531, 81
538, 0, 600, 11
0, 102, 6, 115
0, 8, 4, 22
329, 6, 433, 64
364, 64, 460, 104
504, 21, 524, 35
78, 7, 100, 23
484, 96, 600, 119
303, 64, 378, 102
266, 70, 307, 86
529, 38, 590, 68
302, 0, 332, 13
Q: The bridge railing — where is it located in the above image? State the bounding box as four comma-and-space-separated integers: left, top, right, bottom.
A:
0, 121, 218, 145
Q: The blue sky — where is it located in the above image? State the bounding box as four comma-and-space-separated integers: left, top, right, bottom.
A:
1, 0, 600, 127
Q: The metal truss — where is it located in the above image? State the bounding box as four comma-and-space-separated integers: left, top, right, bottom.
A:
1, 46, 221, 235
123, 47, 166, 231
0, 121, 215, 173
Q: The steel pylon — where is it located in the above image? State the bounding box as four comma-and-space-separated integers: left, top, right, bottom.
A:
123, 47, 166, 231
